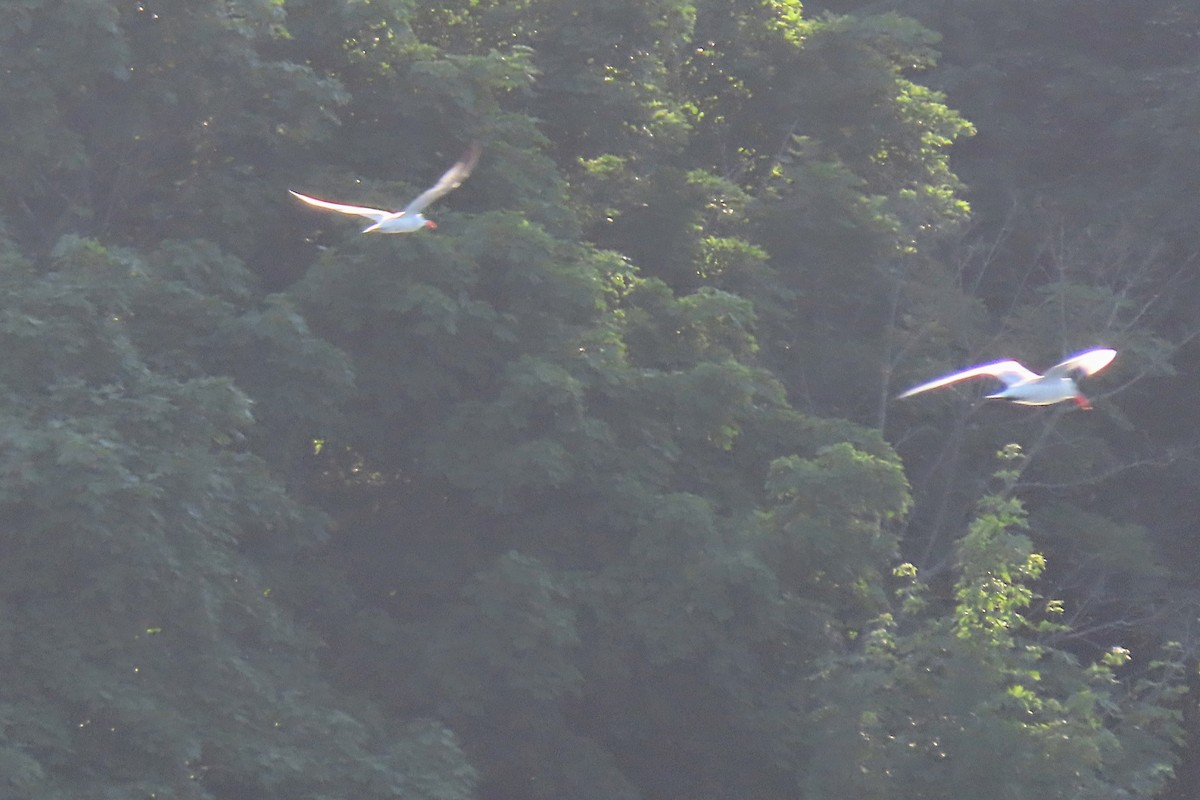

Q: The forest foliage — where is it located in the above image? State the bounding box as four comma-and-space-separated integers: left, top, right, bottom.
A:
0, 0, 1197, 798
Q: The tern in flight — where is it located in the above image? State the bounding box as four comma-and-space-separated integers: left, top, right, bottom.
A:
898, 348, 1117, 409
290, 143, 482, 234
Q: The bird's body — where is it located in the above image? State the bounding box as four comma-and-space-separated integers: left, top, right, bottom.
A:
290, 143, 481, 234
898, 348, 1117, 409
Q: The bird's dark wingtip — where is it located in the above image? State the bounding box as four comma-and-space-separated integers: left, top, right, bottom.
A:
461, 141, 483, 171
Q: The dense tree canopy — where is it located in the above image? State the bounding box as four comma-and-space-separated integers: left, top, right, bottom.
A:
0, 0, 1195, 798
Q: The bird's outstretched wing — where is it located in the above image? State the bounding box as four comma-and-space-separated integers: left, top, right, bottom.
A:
401, 143, 483, 216
289, 191, 392, 222
898, 360, 1039, 399
1042, 348, 1116, 379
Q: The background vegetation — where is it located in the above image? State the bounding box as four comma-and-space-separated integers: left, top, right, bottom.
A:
0, 0, 1196, 797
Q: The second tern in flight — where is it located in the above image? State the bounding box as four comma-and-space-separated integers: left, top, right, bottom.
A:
898, 348, 1117, 409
